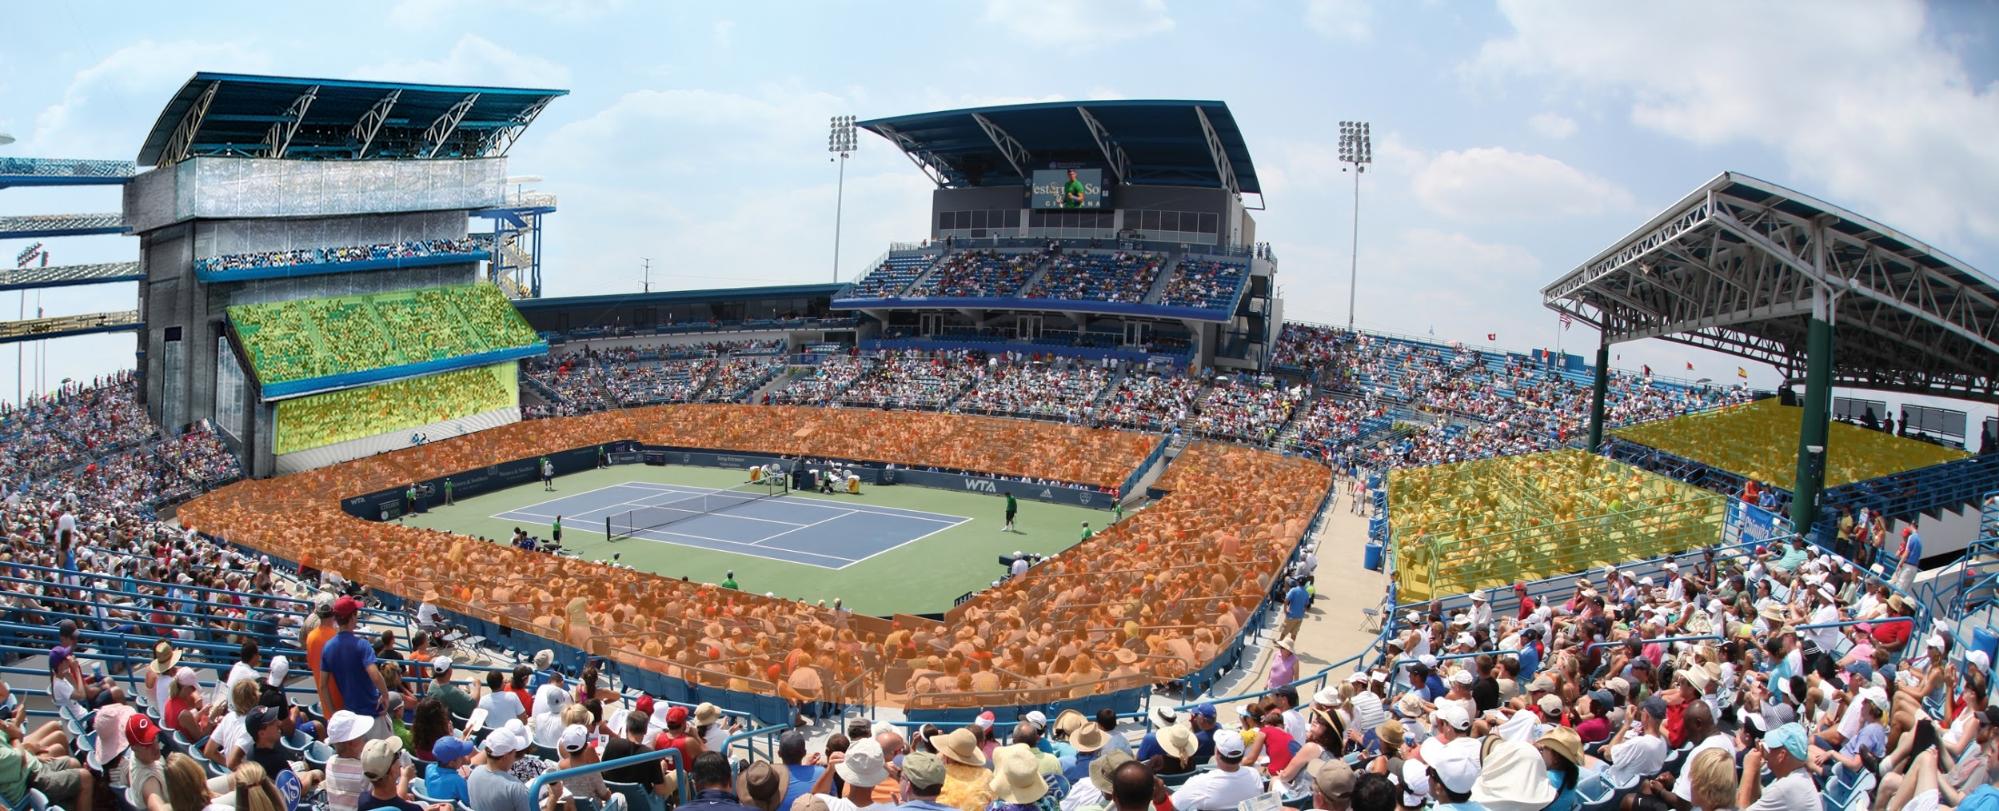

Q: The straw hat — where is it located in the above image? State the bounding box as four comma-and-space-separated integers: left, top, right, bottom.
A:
1376, 720, 1405, 750
1535, 726, 1583, 768
693, 703, 722, 727
1088, 750, 1135, 794
1051, 709, 1089, 738
1157, 725, 1197, 760
1070, 723, 1109, 753
934, 728, 987, 767
735, 762, 789, 811
148, 641, 181, 675
988, 745, 1049, 805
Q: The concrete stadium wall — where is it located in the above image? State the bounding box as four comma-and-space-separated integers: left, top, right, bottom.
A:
124, 157, 506, 232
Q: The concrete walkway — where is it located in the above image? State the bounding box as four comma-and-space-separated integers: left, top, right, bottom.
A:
1222, 480, 1390, 707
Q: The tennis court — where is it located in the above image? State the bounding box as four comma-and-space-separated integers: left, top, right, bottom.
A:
493, 481, 970, 569
402, 463, 1106, 614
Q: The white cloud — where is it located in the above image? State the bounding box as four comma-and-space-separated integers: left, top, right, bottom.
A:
1282, 227, 1547, 344
30, 40, 273, 157
1304, 0, 1373, 42
713, 19, 736, 49
1528, 112, 1576, 139
355, 35, 570, 89
1411, 146, 1635, 221
1471, 0, 1999, 248
981, 0, 1174, 46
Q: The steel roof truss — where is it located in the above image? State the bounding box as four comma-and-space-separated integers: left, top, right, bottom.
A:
420, 93, 480, 159
1191, 106, 1239, 196
161, 80, 220, 167
969, 113, 1033, 180
1075, 107, 1130, 184
349, 90, 402, 159
261, 85, 320, 159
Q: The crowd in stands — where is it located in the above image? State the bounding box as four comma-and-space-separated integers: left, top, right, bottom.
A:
1188, 376, 1307, 444
230, 283, 539, 385
848, 253, 939, 298
1028, 251, 1164, 303
954, 355, 1116, 422
909, 250, 1039, 299
0, 373, 160, 488
274, 366, 513, 455
1283, 394, 1389, 455
773, 356, 869, 405
1160, 258, 1248, 309
838, 350, 984, 410
1096, 372, 1205, 432
194, 238, 481, 274
524, 355, 716, 413
27, 420, 242, 508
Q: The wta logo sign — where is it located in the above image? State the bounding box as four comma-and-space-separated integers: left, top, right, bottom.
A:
964, 479, 998, 494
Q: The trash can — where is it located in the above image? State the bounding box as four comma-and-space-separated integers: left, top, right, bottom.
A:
1364, 543, 1384, 572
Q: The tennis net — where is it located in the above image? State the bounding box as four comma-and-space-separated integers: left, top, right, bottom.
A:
608, 477, 789, 540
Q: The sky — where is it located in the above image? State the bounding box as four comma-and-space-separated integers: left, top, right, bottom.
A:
1, 0, 1996, 428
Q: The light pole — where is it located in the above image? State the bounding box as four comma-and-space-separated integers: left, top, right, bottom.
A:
1338, 120, 1371, 332
641, 257, 651, 293
828, 115, 858, 284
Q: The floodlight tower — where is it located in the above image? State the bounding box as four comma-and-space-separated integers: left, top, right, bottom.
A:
1338, 121, 1371, 331
829, 115, 859, 283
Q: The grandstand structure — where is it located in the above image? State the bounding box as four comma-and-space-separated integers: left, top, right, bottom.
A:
839, 101, 1280, 372
123, 72, 565, 475
0, 160, 141, 353
1545, 172, 1999, 545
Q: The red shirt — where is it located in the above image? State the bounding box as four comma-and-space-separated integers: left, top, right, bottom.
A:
1259, 725, 1296, 775
1871, 618, 1911, 648
651, 732, 697, 769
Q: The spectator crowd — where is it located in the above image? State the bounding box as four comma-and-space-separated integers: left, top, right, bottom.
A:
194, 238, 482, 275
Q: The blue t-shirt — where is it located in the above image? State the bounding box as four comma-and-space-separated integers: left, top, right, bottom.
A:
424, 763, 471, 805
1284, 587, 1311, 619
1905, 534, 1923, 566
1136, 732, 1164, 762
321, 630, 381, 715
1517, 644, 1542, 678
780, 765, 822, 811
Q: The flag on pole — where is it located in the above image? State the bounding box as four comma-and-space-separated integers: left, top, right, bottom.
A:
1560, 312, 1573, 330
1641, 364, 1651, 376
1736, 367, 1749, 379
1685, 361, 1694, 371
1487, 333, 1496, 342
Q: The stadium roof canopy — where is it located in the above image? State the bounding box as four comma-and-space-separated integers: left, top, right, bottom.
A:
860, 100, 1261, 195
138, 73, 567, 167
1544, 171, 1999, 401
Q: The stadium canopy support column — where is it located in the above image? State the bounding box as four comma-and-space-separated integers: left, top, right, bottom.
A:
1789, 283, 1835, 535
1586, 343, 1610, 452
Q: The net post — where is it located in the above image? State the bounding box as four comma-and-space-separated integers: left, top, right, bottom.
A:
606, 515, 612, 540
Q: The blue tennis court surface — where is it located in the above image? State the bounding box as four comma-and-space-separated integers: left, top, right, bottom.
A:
493, 482, 970, 569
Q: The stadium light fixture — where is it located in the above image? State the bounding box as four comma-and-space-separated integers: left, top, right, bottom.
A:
829, 115, 859, 283
1338, 120, 1371, 331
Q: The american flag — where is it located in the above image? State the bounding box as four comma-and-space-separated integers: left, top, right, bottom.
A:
1559, 312, 1573, 330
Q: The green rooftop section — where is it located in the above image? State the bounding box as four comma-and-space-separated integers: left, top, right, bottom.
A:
228, 283, 539, 387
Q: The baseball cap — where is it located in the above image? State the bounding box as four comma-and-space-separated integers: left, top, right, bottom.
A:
327, 710, 370, 745
974, 710, 996, 730
556, 724, 589, 753
125, 713, 161, 748
1315, 757, 1355, 800
1213, 729, 1247, 759
1450, 670, 1474, 686
1189, 704, 1217, 720
1431, 751, 1480, 795
482, 726, 527, 757
665, 706, 689, 725
902, 752, 946, 790
1401, 760, 1432, 806
173, 667, 199, 688
634, 695, 655, 716
432, 736, 475, 765
1433, 703, 1471, 731
1537, 694, 1563, 716
1764, 722, 1809, 760
332, 596, 363, 621
361, 737, 405, 781
1972, 651, 1992, 673
1020, 710, 1047, 732
432, 656, 454, 675
244, 706, 280, 737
